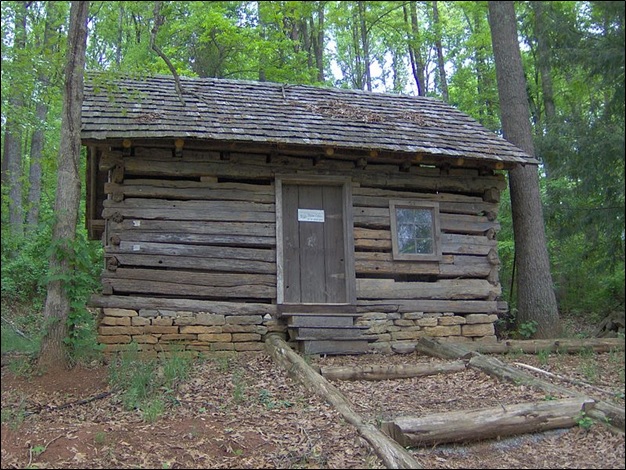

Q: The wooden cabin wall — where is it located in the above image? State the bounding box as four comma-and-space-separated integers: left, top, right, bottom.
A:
92, 141, 507, 354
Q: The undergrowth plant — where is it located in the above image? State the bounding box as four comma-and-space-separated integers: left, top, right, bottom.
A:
108, 343, 194, 422
1, 217, 103, 365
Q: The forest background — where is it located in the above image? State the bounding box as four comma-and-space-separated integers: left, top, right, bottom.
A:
1, 1, 624, 360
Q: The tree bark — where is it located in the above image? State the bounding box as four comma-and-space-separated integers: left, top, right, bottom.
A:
432, 1, 449, 101
265, 334, 422, 469
488, 1, 561, 338
458, 337, 625, 354
27, 2, 58, 231
38, 0, 89, 372
383, 397, 594, 447
404, 2, 426, 96
320, 361, 466, 381
3, 1, 28, 238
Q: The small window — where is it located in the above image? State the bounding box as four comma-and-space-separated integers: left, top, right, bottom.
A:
390, 200, 441, 261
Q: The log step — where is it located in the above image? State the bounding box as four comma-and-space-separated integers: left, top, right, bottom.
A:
300, 339, 371, 355
288, 315, 356, 327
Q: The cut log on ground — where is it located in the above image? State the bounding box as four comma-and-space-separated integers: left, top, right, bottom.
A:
382, 397, 595, 447
320, 361, 466, 381
513, 362, 617, 397
265, 334, 422, 469
415, 336, 625, 433
458, 337, 625, 354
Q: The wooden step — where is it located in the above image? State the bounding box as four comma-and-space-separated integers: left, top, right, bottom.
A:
278, 304, 357, 318
288, 315, 356, 327
290, 326, 369, 341
300, 339, 371, 355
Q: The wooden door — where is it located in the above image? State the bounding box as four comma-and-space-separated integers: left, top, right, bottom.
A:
281, 183, 349, 304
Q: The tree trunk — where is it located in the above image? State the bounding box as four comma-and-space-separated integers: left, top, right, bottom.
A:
265, 334, 422, 469
383, 397, 594, 447
487, 1, 560, 338
532, 2, 556, 126
358, 1, 372, 91
314, 2, 325, 82
320, 361, 466, 381
27, 2, 57, 231
404, 2, 426, 96
38, 0, 89, 372
3, 1, 28, 238
26, 100, 46, 231
432, 1, 449, 101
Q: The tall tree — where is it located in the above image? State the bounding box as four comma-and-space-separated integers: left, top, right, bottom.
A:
488, 1, 560, 338
403, 1, 426, 96
27, 1, 63, 231
2, 1, 28, 238
432, 1, 449, 101
37, 0, 90, 371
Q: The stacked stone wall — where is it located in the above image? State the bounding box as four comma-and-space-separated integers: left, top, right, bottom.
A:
97, 308, 285, 356
357, 312, 498, 354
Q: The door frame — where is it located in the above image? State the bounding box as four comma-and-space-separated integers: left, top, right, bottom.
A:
275, 174, 356, 305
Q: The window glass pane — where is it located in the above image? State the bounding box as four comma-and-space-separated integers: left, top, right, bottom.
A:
395, 207, 433, 254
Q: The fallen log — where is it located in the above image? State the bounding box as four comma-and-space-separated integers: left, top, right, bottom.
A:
320, 361, 466, 381
415, 336, 625, 433
513, 362, 616, 397
458, 337, 625, 354
265, 334, 422, 469
382, 397, 595, 447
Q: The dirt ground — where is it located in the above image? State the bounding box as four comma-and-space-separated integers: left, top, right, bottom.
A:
1, 342, 624, 469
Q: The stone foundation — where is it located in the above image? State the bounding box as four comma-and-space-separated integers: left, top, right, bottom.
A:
97, 308, 499, 356
356, 312, 499, 355
97, 308, 286, 356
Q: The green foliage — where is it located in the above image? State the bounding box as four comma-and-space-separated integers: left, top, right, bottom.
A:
1, 225, 53, 306
43, 226, 104, 364
517, 320, 538, 340
537, 348, 550, 366
575, 412, 594, 431
258, 388, 294, 410
108, 344, 194, 422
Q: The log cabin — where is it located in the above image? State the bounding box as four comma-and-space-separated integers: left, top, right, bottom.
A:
82, 73, 537, 356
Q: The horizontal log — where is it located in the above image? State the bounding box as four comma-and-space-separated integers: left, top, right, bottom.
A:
102, 268, 274, 288
357, 299, 500, 314
354, 253, 491, 277
103, 278, 275, 299
109, 220, 275, 237
103, 198, 274, 212
108, 253, 276, 274
102, 207, 274, 223
320, 361, 466, 381
109, 231, 275, 248
357, 279, 501, 300
461, 338, 625, 354
382, 397, 595, 447
104, 181, 274, 202
108, 241, 275, 262
89, 295, 277, 314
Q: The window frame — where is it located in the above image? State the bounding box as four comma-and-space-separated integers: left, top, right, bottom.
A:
389, 200, 442, 261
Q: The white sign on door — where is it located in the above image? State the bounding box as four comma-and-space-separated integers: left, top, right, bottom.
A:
298, 209, 325, 223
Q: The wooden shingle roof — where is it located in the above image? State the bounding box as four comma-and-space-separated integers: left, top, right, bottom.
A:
81, 74, 538, 166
